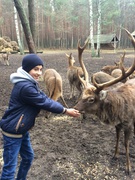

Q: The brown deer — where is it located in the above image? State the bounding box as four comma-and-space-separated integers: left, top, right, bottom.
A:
0, 52, 10, 66
92, 51, 127, 84
43, 68, 68, 118
74, 28, 135, 174
66, 53, 84, 100
101, 50, 135, 79
101, 51, 126, 75
101, 63, 119, 74
91, 71, 114, 84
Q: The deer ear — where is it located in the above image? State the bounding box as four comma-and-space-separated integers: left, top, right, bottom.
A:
99, 90, 107, 100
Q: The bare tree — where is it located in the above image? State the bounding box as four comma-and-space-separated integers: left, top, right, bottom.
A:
96, 0, 101, 57
13, 0, 36, 53
13, 6, 24, 54
28, 0, 36, 44
88, 0, 95, 57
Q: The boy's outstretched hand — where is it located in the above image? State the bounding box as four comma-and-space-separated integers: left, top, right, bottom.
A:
64, 108, 80, 117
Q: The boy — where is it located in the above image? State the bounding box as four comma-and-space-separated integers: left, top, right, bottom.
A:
0, 54, 80, 180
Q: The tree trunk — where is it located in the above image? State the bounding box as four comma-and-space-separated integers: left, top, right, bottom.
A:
13, 0, 36, 53
96, 0, 101, 57
13, 6, 24, 54
89, 0, 95, 57
28, 0, 36, 45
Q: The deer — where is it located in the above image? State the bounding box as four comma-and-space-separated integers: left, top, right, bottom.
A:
43, 68, 68, 118
66, 53, 84, 100
0, 52, 10, 66
91, 71, 115, 84
101, 63, 119, 74
91, 51, 128, 84
101, 51, 126, 75
101, 50, 135, 80
74, 28, 135, 174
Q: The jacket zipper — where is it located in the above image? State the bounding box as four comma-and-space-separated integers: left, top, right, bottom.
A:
15, 114, 24, 132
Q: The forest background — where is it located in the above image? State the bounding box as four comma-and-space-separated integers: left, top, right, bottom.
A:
0, 0, 135, 53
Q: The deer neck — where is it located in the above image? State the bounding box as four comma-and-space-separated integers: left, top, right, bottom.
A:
68, 59, 74, 67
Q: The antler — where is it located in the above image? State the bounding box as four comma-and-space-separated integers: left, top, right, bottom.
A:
123, 28, 135, 49
93, 59, 135, 91
93, 28, 135, 92
114, 50, 126, 68
78, 39, 89, 86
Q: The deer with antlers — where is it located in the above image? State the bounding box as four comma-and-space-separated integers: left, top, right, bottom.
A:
101, 51, 126, 75
74, 28, 135, 174
92, 51, 128, 84
101, 50, 135, 80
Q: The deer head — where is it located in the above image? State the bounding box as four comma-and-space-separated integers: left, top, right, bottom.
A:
65, 53, 75, 67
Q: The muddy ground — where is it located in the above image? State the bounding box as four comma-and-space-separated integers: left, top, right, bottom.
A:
0, 49, 135, 180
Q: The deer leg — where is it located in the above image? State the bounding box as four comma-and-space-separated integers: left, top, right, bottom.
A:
134, 122, 135, 135
3, 58, 7, 65
124, 127, 132, 175
114, 124, 122, 159
60, 96, 68, 108
69, 85, 74, 99
6, 60, 9, 66
2, 58, 5, 65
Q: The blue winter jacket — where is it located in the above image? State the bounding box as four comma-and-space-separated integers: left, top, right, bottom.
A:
0, 67, 64, 134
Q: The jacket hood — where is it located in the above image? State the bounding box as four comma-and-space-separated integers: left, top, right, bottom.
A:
10, 67, 37, 84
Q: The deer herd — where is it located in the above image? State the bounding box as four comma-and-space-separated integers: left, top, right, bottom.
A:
41, 28, 135, 175
2, 28, 135, 174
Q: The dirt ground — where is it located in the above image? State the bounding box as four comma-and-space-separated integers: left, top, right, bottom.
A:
0, 49, 135, 180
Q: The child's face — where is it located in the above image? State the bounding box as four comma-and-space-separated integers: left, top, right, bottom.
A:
29, 65, 43, 81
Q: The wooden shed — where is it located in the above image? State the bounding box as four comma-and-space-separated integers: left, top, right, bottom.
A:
90, 34, 119, 49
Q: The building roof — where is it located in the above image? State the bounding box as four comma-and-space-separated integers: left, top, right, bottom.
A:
92, 34, 119, 44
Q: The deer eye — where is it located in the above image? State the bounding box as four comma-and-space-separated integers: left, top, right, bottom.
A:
87, 97, 95, 103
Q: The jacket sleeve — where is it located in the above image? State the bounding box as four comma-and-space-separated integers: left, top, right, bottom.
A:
19, 83, 64, 114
